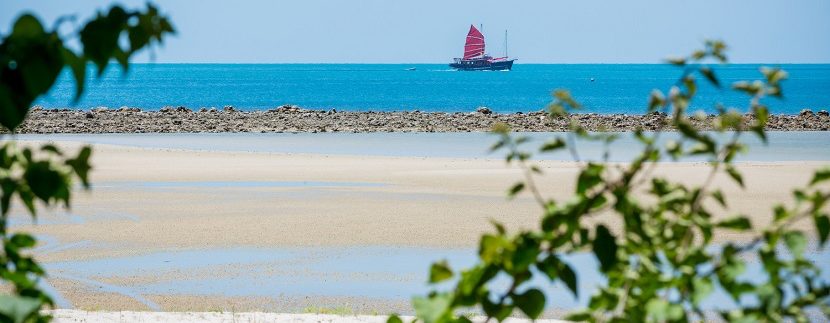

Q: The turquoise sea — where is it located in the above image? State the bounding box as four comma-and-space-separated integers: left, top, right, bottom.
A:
37, 64, 830, 114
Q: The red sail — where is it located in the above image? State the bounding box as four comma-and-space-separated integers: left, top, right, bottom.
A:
463, 25, 485, 59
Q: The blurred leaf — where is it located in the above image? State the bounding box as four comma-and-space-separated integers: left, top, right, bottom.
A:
811, 168, 830, 186
712, 189, 727, 207
666, 57, 686, 66
60, 48, 86, 102
9, 234, 36, 248
508, 182, 525, 198
429, 260, 453, 283
67, 146, 93, 187
540, 138, 566, 152
726, 165, 744, 188
413, 294, 452, 323
386, 315, 403, 323
23, 161, 66, 202
558, 261, 579, 297
716, 216, 751, 231
784, 231, 807, 258
699, 66, 720, 88
648, 90, 666, 112
491, 122, 510, 134
692, 278, 714, 305
815, 215, 830, 247
0, 295, 42, 323
592, 225, 617, 272
513, 288, 545, 319
577, 163, 604, 195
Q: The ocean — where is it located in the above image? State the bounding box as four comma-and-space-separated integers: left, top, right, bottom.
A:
36, 64, 830, 114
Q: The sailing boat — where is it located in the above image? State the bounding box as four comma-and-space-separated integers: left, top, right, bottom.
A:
449, 25, 516, 71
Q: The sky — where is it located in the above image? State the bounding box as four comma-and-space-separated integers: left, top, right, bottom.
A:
1, 0, 829, 63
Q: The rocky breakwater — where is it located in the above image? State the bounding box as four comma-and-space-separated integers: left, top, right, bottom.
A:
10, 106, 830, 134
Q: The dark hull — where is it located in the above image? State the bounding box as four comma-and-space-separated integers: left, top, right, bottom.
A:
449, 59, 515, 71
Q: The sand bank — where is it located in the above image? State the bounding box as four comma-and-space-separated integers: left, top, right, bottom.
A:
5, 138, 827, 314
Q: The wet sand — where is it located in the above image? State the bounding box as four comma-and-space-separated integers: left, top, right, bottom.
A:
9, 139, 828, 315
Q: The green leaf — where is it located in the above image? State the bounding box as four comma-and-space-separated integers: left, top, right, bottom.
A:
9, 234, 36, 248
716, 216, 751, 231
692, 277, 714, 305
577, 163, 604, 194
537, 256, 578, 297
481, 298, 513, 321
699, 66, 721, 88
648, 90, 666, 112
592, 225, 618, 272
10, 14, 45, 38
23, 161, 67, 202
815, 215, 830, 246
540, 138, 566, 152
559, 261, 578, 297
428, 260, 453, 283
725, 165, 744, 188
564, 311, 592, 321
507, 182, 525, 198
712, 189, 727, 207
413, 293, 452, 323
60, 48, 86, 102
784, 231, 807, 258
67, 146, 93, 188
386, 314, 403, 323
513, 288, 546, 319
810, 168, 830, 186
666, 57, 686, 66
0, 295, 42, 323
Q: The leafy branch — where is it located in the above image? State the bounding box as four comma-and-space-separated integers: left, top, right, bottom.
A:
0, 5, 174, 322
392, 41, 830, 323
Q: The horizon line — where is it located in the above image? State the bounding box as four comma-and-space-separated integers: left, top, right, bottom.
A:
125, 61, 830, 65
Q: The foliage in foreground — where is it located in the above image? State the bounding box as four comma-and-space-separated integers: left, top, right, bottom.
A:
393, 42, 830, 322
0, 5, 173, 322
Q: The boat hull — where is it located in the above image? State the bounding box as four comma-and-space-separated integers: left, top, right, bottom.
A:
449, 59, 515, 71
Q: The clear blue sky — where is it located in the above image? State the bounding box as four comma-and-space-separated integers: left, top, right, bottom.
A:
2, 0, 829, 63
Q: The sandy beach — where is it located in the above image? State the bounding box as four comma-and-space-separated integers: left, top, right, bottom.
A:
5, 136, 826, 316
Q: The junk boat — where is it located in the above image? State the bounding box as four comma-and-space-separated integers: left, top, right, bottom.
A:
449, 25, 516, 71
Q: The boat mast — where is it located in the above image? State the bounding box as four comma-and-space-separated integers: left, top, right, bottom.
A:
504, 30, 508, 58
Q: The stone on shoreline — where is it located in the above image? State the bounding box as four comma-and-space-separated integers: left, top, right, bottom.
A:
10, 108, 830, 134
800, 109, 814, 116
476, 107, 492, 115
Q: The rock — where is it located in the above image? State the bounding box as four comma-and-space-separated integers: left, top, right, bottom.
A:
209, 107, 217, 113
160, 106, 174, 113
223, 105, 236, 112
176, 106, 191, 113
800, 109, 814, 116
85, 112, 94, 119
31, 106, 43, 112
328, 108, 337, 114
818, 110, 829, 117
199, 108, 208, 113
274, 105, 301, 113
91, 107, 108, 113
476, 107, 492, 115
